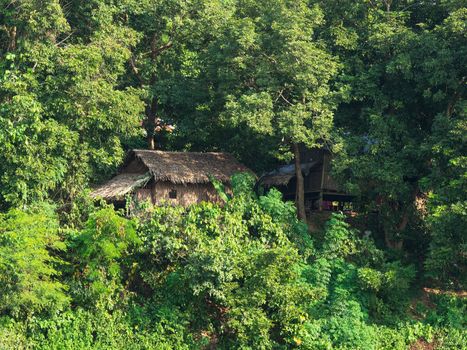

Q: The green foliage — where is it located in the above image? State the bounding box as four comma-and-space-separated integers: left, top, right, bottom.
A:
215, 0, 339, 148
137, 177, 315, 348
303, 212, 417, 347
358, 267, 383, 291
327, 0, 466, 285
0, 203, 69, 318
0, 0, 466, 348
209, 175, 230, 203
231, 172, 257, 197
0, 0, 144, 209
1, 306, 196, 350
0, 317, 29, 350
424, 108, 467, 286
320, 213, 358, 259
67, 207, 140, 309
0, 181, 465, 349
425, 295, 467, 329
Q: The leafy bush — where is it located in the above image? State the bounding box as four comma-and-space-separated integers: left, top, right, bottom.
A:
425, 294, 467, 329
425, 200, 467, 288
0, 203, 69, 318
3, 306, 196, 350
136, 176, 317, 348
423, 110, 467, 288
0, 317, 29, 350
67, 207, 140, 309
0, 178, 463, 349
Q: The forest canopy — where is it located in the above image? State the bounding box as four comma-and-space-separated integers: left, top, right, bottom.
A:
0, 0, 465, 349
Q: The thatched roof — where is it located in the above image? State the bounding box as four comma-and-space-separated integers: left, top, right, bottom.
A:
260, 161, 319, 187
130, 149, 252, 184
91, 150, 253, 200
91, 173, 151, 200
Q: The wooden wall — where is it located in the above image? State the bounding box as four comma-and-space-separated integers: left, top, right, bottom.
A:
136, 181, 225, 207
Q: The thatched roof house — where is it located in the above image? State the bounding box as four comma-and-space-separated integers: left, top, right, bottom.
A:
259, 148, 353, 212
92, 149, 252, 207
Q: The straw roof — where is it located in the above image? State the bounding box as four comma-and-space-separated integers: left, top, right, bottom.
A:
91, 150, 253, 200
130, 149, 252, 184
91, 173, 151, 199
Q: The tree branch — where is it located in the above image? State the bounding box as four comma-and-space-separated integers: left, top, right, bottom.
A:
277, 90, 293, 106
154, 41, 173, 57
55, 31, 74, 47
129, 56, 145, 84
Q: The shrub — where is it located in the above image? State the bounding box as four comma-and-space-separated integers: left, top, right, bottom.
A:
136, 176, 318, 348
15, 306, 196, 350
67, 207, 140, 309
0, 203, 69, 318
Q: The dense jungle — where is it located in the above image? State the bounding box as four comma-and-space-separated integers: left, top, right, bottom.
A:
0, 0, 465, 349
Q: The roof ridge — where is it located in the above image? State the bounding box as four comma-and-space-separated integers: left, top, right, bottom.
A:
132, 149, 230, 155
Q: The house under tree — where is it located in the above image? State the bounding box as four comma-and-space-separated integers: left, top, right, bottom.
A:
92, 149, 253, 207
259, 148, 354, 213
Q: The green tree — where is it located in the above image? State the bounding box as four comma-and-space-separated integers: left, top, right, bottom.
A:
137, 174, 315, 347
120, 0, 223, 150
322, 1, 466, 259
424, 99, 466, 287
0, 0, 144, 208
67, 207, 140, 309
202, 0, 339, 220
0, 203, 69, 318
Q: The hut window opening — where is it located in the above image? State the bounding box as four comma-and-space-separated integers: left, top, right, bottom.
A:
169, 189, 177, 199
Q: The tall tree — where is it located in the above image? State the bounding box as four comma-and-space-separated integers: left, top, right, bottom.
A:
204, 0, 339, 220
0, 0, 144, 208
319, 0, 465, 265
121, 0, 214, 150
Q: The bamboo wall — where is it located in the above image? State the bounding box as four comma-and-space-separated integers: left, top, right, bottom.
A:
136, 181, 225, 207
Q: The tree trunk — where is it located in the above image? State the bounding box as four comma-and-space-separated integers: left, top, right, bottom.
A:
384, 228, 403, 250
145, 97, 158, 150
147, 132, 155, 150
7, 26, 17, 51
383, 210, 408, 250
293, 143, 306, 221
